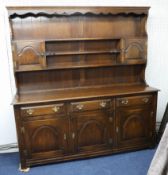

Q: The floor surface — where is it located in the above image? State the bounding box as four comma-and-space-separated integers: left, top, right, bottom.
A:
0, 149, 155, 175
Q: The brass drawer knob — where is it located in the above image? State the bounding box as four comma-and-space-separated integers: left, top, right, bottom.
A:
121, 99, 128, 105
72, 132, 75, 139
109, 117, 113, 122
26, 109, 34, 115
52, 106, 60, 113
100, 101, 107, 108
64, 133, 67, 140
76, 104, 84, 110
40, 52, 45, 57
142, 97, 149, 103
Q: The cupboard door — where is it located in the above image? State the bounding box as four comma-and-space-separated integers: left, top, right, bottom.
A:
23, 116, 68, 159
71, 110, 114, 153
120, 38, 147, 64
12, 41, 46, 71
116, 106, 152, 148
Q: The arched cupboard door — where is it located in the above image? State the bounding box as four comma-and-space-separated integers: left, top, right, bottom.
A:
116, 95, 154, 149
69, 99, 115, 153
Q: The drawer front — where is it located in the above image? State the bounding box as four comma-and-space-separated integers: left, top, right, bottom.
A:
116, 95, 153, 107
70, 99, 112, 112
21, 103, 65, 117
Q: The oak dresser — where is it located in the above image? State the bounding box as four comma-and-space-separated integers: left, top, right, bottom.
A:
7, 6, 158, 171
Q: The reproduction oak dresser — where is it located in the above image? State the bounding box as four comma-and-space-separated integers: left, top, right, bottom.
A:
7, 6, 158, 171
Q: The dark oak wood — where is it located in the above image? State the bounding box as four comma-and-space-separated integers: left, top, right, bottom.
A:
23, 116, 69, 159
13, 85, 157, 105
116, 100, 154, 148
71, 110, 113, 153
8, 6, 158, 170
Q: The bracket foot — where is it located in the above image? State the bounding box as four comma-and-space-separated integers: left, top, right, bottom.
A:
19, 164, 30, 172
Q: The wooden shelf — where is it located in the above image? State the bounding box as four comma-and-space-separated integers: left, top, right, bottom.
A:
13, 85, 158, 105
47, 61, 146, 70
45, 37, 121, 42
15, 61, 146, 72
46, 50, 120, 56
13, 36, 146, 43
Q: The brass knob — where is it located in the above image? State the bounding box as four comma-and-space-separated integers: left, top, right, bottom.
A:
142, 98, 149, 103
121, 99, 128, 105
64, 133, 67, 140
26, 109, 34, 115
76, 104, 84, 110
72, 132, 75, 139
52, 106, 60, 113
109, 117, 113, 122
41, 53, 45, 57
100, 101, 107, 108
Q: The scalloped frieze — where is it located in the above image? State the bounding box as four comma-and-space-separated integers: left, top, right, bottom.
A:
10, 12, 148, 19
8, 6, 149, 19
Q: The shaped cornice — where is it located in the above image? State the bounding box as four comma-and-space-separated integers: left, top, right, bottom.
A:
7, 6, 150, 19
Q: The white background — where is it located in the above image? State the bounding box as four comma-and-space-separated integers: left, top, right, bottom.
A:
0, 0, 168, 146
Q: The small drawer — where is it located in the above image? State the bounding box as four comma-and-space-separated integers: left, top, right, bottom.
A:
21, 103, 65, 117
116, 95, 153, 107
70, 99, 112, 112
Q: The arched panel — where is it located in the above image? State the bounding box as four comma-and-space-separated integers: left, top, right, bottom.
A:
31, 125, 60, 153
18, 46, 41, 65
125, 42, 143, 60
78, 120, 106, 147
123, 114, 145, 140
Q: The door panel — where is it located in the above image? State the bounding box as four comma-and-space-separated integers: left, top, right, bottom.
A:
123, 38, 147, 64
116, 106, 152, 148
71, 110, 114, 153
23, 116, 68, 159
12, 41, 46, 71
